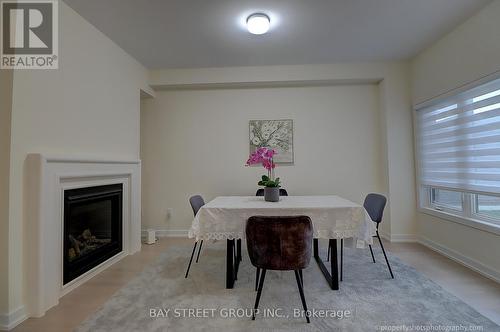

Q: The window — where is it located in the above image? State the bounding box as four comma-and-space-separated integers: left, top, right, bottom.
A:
416, 77, 500, 232
474, 194, 500, 225
431, 188, 463, 211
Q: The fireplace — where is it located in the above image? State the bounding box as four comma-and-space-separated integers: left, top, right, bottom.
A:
63, 183, 123, 284
26, 154, 140, 316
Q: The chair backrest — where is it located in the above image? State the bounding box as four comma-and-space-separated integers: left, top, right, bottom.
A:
246, 216, 312, 271
363, 193, 387, 224
255, 188, 289, 196
189, 195, 205, 217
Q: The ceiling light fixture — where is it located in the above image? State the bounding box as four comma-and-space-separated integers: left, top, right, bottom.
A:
246, 13, 270, 35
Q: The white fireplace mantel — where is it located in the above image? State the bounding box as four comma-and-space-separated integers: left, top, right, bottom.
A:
25, 154, 142, 317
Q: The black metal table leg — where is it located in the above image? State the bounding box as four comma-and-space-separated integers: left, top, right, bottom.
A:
226, 239, 235, 288
340, 239, 343, 282
313, 238, 339, 290
330, 239, 339, 290
226, 239, 241, 289
313, 238, 319, 257
237, 239, 242, 262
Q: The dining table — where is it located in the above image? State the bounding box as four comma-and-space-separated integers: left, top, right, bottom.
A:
188, 195, 376, 290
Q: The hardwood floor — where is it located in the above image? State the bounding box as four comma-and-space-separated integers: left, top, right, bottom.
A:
13, 238, 500, 331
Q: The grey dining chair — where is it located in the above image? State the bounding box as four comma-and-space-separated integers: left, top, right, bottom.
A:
328, 193, 394, 280
184, 195, 205, 278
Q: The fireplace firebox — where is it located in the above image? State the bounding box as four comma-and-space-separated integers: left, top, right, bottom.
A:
63, 184, 123, 284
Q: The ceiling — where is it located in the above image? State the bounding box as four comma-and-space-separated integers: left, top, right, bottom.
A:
64, 0, 491, 69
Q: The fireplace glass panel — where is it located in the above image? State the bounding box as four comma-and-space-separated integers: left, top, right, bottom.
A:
64, 184, 122, 284
67, 199, 113, 262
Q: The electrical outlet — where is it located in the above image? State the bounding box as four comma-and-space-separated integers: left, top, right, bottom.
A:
166, 208, 173, 221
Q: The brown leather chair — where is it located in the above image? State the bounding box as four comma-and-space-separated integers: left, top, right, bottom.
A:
246, 216, 313, 323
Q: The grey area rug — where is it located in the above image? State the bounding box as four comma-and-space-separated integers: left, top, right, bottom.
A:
76, 241, 499, 332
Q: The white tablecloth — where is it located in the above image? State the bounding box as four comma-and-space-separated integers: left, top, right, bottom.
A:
188, 196, 376, 247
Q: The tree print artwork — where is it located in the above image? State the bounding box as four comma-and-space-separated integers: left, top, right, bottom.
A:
249, 120, 293, 163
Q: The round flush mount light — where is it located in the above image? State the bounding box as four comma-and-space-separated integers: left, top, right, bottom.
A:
246, 13, 270, 35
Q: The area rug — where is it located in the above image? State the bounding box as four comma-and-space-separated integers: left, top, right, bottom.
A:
76, 241, 499, 332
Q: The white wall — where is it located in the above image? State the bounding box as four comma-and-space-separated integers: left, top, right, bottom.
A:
412, 0, 500, 279
0, 70, 13, 319
144, 63, 416, 239
141, 84, 385, 230
4, 1, 150, 325
412, 0, 500, 105
379, 66, 416, 240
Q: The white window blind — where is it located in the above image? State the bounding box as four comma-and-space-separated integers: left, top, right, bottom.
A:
416, 77, 500, 194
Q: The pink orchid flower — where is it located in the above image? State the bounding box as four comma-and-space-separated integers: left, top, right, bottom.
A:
246, 147, 280, 187
246, 147, 278, 174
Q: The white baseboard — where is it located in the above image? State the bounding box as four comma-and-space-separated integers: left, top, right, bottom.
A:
388, 234, 417, 242
0, 306, 27, 331
156, 229, 189, 237
141, 229, 189, 238
418, 236, 500, 284
378, 230, 417, 243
